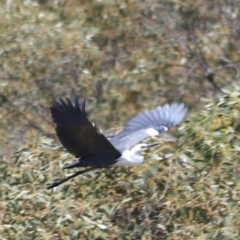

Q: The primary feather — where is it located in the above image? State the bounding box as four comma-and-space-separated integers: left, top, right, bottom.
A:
110, 103, 187, 152
50, 97, 121, 167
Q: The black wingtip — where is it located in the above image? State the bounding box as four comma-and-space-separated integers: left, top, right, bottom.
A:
81, 100, 87, 117
60, 98, 66, 106
73, 97, 87, 116
50, 96, 88, 127
66, 97, 73, 107
73, 96, 79, 107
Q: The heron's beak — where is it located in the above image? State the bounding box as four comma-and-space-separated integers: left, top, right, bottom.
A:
144, 142, 159, 149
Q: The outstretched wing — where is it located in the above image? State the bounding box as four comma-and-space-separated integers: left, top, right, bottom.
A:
110, 103, 187, 152
50, 97, 120, 159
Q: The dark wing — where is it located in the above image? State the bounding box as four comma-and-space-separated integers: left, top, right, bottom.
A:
110, 103, 187, 152
50, 97, 120, 160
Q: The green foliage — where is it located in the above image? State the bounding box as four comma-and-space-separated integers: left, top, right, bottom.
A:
1, 0, 240, 155
1, 0, 240, 239
1, 88, 240, 239
172, 88, 240, 239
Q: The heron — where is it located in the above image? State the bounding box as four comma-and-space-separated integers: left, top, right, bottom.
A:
47, 97, 187, 189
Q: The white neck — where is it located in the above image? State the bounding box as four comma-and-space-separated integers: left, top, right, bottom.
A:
112, 149, 144, 167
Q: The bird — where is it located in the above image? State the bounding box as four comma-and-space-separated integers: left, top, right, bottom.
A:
47, 97, 187, 189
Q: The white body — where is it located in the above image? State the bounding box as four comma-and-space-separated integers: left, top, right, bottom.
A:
111, 144, 150, 167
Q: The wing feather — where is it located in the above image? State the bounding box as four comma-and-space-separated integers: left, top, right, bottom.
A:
110, 103, 187, 151
50, 97, 120, 161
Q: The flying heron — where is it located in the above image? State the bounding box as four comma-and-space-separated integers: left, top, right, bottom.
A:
47, 97, 187, 189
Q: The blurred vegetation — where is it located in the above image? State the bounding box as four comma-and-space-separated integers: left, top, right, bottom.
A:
1, 0, 240, 239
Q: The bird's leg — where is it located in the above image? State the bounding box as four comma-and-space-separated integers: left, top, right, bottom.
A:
47, 167, 97, 189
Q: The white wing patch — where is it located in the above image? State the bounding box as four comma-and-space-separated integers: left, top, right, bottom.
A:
146, 128, 159, 137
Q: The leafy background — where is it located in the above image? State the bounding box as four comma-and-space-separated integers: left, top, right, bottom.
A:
1, 0, 240, 239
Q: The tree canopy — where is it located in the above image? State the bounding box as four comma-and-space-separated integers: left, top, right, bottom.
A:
1, 0, 240, 239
